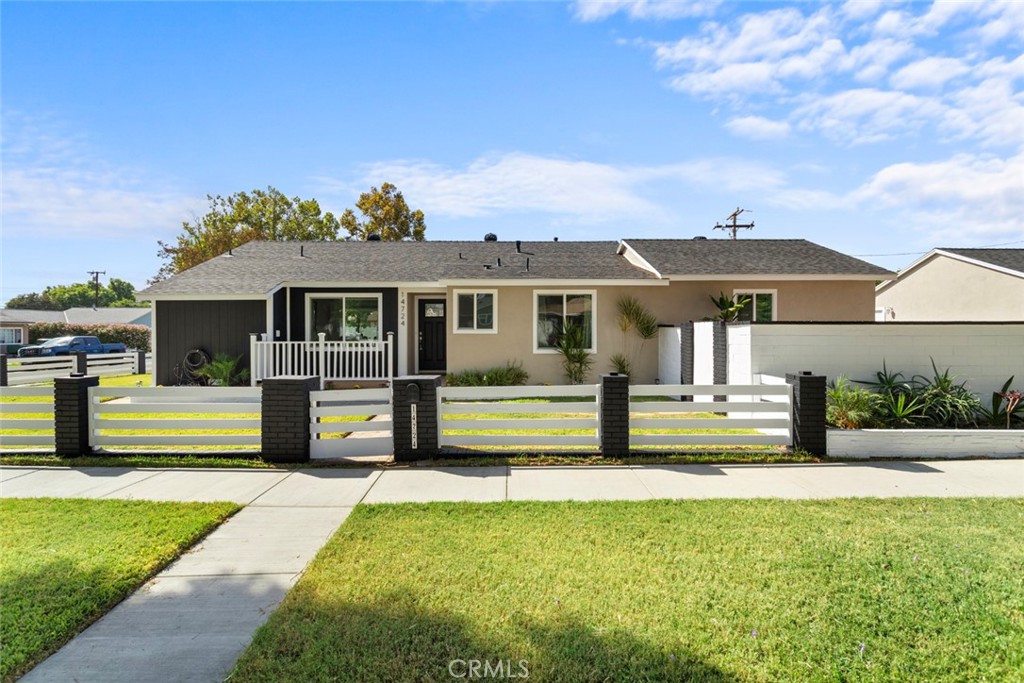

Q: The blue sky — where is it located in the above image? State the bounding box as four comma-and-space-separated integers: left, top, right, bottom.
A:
2, 1, 1022, 301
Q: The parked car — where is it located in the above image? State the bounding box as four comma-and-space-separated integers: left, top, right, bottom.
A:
17, 335, 127, 357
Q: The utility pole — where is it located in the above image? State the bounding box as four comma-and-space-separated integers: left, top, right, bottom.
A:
713, 208, 754, 239
87, 270, 106, 308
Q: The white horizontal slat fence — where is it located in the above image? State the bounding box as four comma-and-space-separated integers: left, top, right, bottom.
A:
89, 386, 262, 451
438, 385, 600, 450
0, 385, 56, 450
310, 388, 392, 458
629, 383, 792, 448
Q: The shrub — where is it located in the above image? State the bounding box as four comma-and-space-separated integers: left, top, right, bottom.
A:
446, 361, 528, 387
826, 376, 879, 429
555, 321, 593, 385
911, 360, 982, 428
195, 353, 250, 387
27, 322, 150, 351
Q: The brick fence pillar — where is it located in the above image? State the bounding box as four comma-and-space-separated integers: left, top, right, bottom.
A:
0, 355, 7, 387
712, 321, 728, 401
55, 375, 99, 457
679, 322, 694, 401
393, 375, 441, 462
601, 373, 630, 458
261, 376, 319, 463
134, 350, 147, 375
786, 372, 827, 456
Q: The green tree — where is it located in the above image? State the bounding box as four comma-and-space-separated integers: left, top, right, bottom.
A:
340, 182, 426, 241
154, 187, 343, 280
5, 278, 144, 310
4, 292, 60, 310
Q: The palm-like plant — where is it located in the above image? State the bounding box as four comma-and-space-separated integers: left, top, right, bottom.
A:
708, 292, 750, 322
195, 353, 250, 387
555, 321, 593, 385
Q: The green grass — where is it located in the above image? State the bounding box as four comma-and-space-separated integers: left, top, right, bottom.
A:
232, 498, 1024, 682
0, 497, 239, 681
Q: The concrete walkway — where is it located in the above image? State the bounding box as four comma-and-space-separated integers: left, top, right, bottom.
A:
4, 459, 1022, 682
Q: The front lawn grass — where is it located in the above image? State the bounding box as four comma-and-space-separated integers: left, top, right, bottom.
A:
0, 498, 239, 681
233, 498, 1024, 682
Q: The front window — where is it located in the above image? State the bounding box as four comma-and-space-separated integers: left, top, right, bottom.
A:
735, 291, 775, 322
535, 291, 595, 352
309, 295, 381, 341
0, 328, 23, 344
454, 290, 496, 333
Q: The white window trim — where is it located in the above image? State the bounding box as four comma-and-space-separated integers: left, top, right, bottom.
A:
452, 289, 498, 335
732, 288, 777, 322
305, 292, 384, 341
533, 290, 597, 354
0, 327, 23, 344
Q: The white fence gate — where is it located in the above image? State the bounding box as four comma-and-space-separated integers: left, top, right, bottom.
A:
629, 383, 792, 448
0, 386, 55, 451
437, 385, 600, 450
310, 388, 393, 459
89, 386, 262, 450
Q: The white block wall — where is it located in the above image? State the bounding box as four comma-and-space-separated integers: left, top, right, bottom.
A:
692, 322, 715, 402
745, 324, 1024, 398
828, 429, 1024, 458
657, 327, 681, 386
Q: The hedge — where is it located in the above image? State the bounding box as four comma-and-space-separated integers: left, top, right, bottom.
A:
27, 323, 150, 351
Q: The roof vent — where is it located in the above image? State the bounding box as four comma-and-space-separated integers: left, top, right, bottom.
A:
367, 233, 382, 242
515, 240, 522, 253
553, 237, 558, 242
222, 248, 234, 257
484, 233, 498, 242
693, 236, 708, 240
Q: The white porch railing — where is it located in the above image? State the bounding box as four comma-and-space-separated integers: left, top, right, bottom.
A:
250, 332, 394, 388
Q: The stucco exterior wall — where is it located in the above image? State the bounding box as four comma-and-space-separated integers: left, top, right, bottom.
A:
445, 279, 876, 384
876, 255, 1024, 321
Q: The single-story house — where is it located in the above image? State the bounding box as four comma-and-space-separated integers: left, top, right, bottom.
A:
0, 307, 151, 346
876, 248, 1024, 321
138, 237, 893, 385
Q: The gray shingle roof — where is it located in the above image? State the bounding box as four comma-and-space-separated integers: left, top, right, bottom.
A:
941, 248, 1024, 275
623, 238, 893, 277
0, 309, 67, 324
139, 237, 893, 297
140, 240, 654, 296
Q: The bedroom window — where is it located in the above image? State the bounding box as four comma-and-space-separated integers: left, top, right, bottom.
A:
0, 328, 23, 344
454, 290, 496, 333
534, 291, 596, 352
308, 294, 382, 341
734, 290, 776, 322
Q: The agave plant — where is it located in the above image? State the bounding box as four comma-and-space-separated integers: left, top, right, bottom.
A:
911, 359, 982, 428
708, 292, 750, 322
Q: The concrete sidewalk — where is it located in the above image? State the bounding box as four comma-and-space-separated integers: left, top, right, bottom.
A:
4, 460, 1021, 682
3, 459, 1022, 505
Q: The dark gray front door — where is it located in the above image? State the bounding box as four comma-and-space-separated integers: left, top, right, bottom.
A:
418, 299, 447, 372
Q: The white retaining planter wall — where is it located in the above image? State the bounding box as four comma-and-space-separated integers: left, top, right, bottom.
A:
828, 428, 1024, 459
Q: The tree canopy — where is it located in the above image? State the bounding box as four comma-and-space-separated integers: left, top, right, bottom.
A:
5, 278, 143, 310
154, 187, 343, 280
341, 182, 426, 242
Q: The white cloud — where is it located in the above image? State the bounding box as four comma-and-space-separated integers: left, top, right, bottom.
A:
1, 114, 197, 239
724, 115, 791, 140
890, 56, 970, 90
316, 152, 786, 224
793, 88, 947, 144
852, 151, 1024, 239
573, 0, 721, 22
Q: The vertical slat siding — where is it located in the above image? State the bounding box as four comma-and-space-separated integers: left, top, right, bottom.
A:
157, 300, 265, 386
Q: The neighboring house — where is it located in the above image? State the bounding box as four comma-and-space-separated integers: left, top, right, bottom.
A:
0, 307, 151, 346
138, 237, 892, 385
876, 248, 1024, 321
